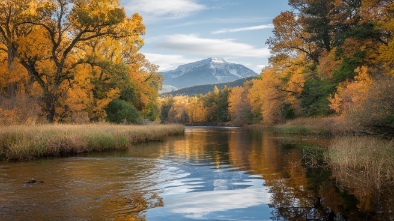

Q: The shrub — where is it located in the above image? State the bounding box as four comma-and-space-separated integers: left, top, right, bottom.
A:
347, 76, 394, 134
105, 99, 141, 124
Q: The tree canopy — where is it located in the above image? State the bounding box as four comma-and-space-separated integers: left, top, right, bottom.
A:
0, 0, 162, 124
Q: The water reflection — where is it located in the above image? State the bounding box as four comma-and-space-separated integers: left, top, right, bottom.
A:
0, 127, 392, 220
133, 127, 274, 220
330, 161, 394, 221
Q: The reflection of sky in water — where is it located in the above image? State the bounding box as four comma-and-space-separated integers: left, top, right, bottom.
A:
146, 158, 273, 220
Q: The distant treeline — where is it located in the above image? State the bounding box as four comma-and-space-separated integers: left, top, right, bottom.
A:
161, 77, 254, 97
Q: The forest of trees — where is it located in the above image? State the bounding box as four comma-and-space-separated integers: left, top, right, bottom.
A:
161, 0, 394, 134
0, 0, 162, 124
0, 0, 393, 134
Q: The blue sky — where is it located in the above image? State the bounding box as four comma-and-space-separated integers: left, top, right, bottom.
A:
120, 0, 291, 73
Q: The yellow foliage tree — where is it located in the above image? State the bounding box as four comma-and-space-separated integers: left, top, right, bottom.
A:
167, 96, 189, 123
247, 55, 308, 124
228, 86, 251, 125
0, 1, 159, 124
260, 69, 286, 124
329, 66, 373, 115
0, 0, 146, 123
187, 96, 207, 124
247, 78, 264, 122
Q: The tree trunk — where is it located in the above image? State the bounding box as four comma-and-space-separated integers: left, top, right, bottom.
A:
44, 92, 57, 123
7, 45, 18, 71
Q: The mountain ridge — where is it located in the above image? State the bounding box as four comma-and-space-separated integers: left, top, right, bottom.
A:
160, 57, 257, 91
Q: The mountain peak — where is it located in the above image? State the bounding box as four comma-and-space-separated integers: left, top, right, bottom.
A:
209, 57, 227, 63
160, 58, 257, 91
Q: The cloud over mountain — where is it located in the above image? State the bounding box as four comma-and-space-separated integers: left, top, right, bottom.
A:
212, 24, 274, 34
156, 34, 271, 58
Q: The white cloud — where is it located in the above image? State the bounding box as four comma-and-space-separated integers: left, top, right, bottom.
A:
166, 17, 271, 28
256, 65, 268, 72
123, 0, 206, 20
213, 17, 271, 23
213, 24, 274, 34
257, 64, 268, 69
156, 34, 271, 58
143, 53, 199, 71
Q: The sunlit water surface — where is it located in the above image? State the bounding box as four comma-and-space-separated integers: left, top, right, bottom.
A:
0, 127, 392, 220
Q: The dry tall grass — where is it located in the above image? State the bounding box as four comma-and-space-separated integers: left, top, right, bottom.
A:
0, 124, 185, 161
328, 137, 394, 215
274, 116, 354, 135
328, 136, 394, 189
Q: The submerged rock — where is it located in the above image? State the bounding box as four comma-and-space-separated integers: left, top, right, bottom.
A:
26, 178, 36, 184
25, 178, 43, 184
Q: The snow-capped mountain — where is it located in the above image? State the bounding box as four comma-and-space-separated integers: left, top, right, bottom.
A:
161, 58, 257, 91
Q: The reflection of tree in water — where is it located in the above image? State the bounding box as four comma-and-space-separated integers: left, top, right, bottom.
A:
266, 150, 342, 221
227, 129, 394, 220
327, 137, 394, 220
227, 130, 328, 220
133, 129, 393, 220
331, 165, 394, 220
270, 143, 394, 220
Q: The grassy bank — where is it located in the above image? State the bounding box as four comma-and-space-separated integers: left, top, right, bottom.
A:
0, 124, 185, 161
273, 117, 353, 135
328, 137, 394, 183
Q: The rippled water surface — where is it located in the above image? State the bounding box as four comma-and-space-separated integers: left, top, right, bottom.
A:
0, 127, 392, 220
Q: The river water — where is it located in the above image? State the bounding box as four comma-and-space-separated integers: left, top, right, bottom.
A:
0, 127, 392, 220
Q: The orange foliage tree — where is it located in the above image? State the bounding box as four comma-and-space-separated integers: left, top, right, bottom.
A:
0, 0, 160, 124
228, 86, 251, 125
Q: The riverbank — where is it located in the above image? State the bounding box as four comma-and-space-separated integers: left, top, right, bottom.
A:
272, 116, 394, 136
0, 124, 185, 161
272, 117, 355, 135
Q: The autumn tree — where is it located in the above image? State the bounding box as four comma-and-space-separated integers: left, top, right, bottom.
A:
187, 96, 207, 124
0, 0, 152, 123
266, 11, 319, 63
159, 96, 174, 123
228, 86, 252, 125
328, 66, 372, 115
202, 86, 230, 123
166, 96, 189, 123
363, 0, 394, 76
124, 53, 162, 121
253, 69, 286, 124
266, 0, 345, 65
76, 15, 161, 122
328, 1, 394, 132
348, 76, 394, 133
266, 1, 339, 117
246, 77, 263, 122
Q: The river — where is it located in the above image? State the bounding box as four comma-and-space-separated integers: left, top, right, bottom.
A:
0, 127, 392, 220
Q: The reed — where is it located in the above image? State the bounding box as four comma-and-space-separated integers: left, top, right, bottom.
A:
328, 136, 394, 188
274, 116, 353, 135
328, 137, 394, 215
0, 124, 185, 161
